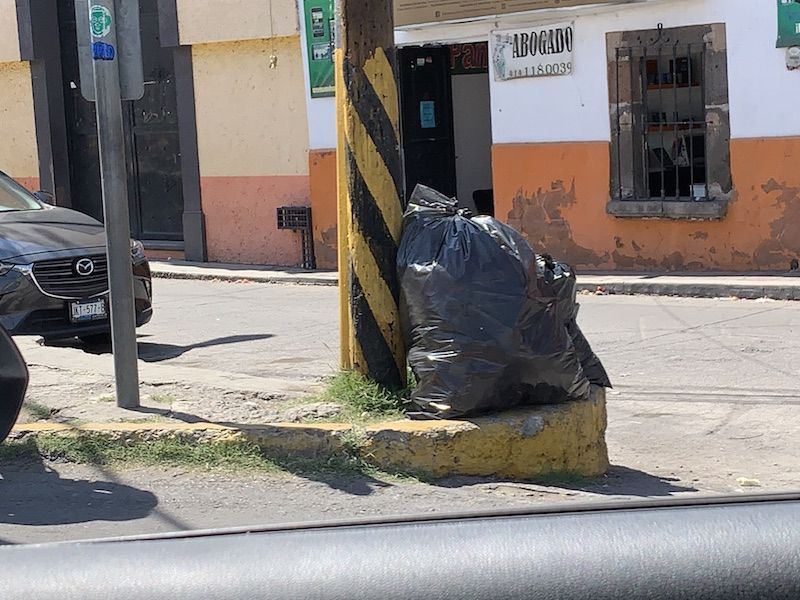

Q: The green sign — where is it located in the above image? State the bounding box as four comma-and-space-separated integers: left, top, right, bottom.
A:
304, 0, 335, 98
90, 5, 112, 38
777, 0, 800, 48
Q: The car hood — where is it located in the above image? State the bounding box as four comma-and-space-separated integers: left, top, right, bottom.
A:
0, 206, 106, 263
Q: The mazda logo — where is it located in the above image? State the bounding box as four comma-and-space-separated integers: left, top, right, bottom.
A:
75, 258, 95, 277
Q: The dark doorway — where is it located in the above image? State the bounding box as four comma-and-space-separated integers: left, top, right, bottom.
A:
398, 46, 457, 200
57, 0, 184, 241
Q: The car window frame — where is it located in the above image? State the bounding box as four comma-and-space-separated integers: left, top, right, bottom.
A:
0, 171, 45, 213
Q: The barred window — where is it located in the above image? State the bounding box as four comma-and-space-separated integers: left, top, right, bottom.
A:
607, 23, 731, 217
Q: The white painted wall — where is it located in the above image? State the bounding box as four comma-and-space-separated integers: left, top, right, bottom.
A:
302, 0, 799, 149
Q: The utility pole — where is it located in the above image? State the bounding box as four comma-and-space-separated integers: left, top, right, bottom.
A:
80, 0, 144, 408
336, 0, 405, 389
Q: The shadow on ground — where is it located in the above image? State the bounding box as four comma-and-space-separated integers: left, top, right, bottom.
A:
266, 453, 395, 497
571, 465, 698, 497
436, 465, 698, 498
129, 405, 249, 429
43, 334, 274, 362
136, 334, 275, 362
0, 455, 158, 527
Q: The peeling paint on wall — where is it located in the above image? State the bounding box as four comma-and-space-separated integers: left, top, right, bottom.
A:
753, 179, 800, 268
316, 226, 338, 269
507, 180, 609, 267
492, 138, 800, 272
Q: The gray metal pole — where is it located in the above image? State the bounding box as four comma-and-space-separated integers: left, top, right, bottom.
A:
89, 0, 140, 409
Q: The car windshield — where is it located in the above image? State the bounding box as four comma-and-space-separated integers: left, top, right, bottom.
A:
0, 173, 43, 212
1, 1, 799, 553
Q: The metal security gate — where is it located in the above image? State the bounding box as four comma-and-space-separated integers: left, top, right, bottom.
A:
614, 26, 710, 202
57, 0, 184, 241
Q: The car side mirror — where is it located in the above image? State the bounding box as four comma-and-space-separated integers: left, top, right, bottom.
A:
0, 326, 28, 443
33, 190, 55, 205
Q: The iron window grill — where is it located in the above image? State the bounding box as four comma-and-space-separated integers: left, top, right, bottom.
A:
614, 25, 710, 202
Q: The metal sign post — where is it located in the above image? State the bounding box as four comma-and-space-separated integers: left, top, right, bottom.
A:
77, 0, 144, 409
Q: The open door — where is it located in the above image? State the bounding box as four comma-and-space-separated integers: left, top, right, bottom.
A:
399, 46, 457, 200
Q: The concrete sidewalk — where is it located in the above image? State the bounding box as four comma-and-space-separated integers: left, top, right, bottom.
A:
150, 260, 800, 300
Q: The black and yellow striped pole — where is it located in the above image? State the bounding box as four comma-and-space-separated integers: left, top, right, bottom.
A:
335, 0, 405, 389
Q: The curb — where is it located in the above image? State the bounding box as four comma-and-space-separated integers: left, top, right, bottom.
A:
150, 269, 338, 287
9, 391, 609, 480
151, 268, 800, 300
576, 281, 800, 301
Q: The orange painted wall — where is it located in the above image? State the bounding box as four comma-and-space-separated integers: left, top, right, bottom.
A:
16, 177, 40, 193
309, 149, 338, 269
493, 138, 800, 272
201, 175, 310, 265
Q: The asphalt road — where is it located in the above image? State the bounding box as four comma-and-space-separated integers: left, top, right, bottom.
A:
17, 279, 800, 396
3, 280, 799, 544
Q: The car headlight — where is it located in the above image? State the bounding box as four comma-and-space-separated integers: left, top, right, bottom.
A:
130, 239, 147, 264
0, 262, 14, 276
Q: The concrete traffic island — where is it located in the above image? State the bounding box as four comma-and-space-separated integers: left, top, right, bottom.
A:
9, 388, 608, 480
361, 388, 608, 479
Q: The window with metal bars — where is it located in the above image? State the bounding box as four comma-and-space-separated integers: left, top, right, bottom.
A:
608, 23, 731, 212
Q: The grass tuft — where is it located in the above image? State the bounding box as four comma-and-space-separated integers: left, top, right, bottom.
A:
315, 370, 414, 422
24, 400, 56, 421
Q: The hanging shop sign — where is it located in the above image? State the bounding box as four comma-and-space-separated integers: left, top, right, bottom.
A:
395, 0, 606, 27
491, 22, 574, 81
303, 0, 335, 97
777, 0, 800, 48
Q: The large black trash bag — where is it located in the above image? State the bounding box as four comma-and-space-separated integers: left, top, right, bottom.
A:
397, 184, 610, 420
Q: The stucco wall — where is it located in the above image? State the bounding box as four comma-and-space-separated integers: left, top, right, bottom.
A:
0, 0, 20, 63
192, 36, 310, 266
0, 60, 39, 191
177, 0, 298, 45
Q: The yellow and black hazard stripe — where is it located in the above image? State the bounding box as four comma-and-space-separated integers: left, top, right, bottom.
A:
337, 37, 406, 390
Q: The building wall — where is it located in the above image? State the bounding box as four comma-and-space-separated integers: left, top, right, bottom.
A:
0, 0, 20, 63
176, 0, 299, 45
0, 2, 38, 191
0, 61, 39, 191
192, 36, 310, 266
309, 148, 338, 268
305, 0, 800, 271
487, 0, 800, 271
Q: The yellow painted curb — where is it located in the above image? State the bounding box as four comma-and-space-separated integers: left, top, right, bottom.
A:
362, 389, 609, 479
10, 389, 608, 479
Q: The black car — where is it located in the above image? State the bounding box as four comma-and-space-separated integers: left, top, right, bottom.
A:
0, 171, 153, 343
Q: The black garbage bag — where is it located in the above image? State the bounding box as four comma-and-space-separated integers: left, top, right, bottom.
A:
397, 184, 610, 420
540, 253, 612, 389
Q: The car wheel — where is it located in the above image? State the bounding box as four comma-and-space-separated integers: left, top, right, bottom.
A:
79, 332, 112, 346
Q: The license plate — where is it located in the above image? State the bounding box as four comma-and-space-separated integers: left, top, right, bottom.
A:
69, 298, 108, 323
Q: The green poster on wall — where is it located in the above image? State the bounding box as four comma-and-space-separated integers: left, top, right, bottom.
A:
777, 0, 800, 48
304, 0, 335, 97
